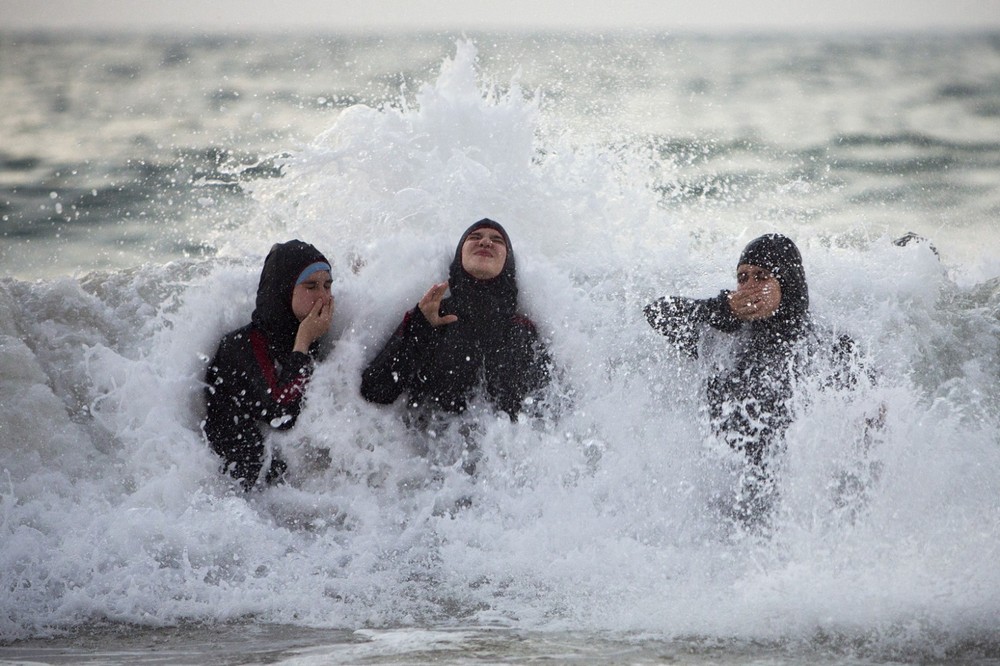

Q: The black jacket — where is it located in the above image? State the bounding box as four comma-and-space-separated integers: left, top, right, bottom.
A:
204, 325, 316, 487
361, 219, 550, 420
646, 291, 806, 465
645, 234, 858, 466
203, 239, 329, 489
361, 303, 549, 418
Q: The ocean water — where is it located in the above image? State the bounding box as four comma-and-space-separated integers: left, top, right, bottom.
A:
1, 31, 999, 664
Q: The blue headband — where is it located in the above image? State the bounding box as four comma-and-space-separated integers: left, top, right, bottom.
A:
295, 262, 331, 285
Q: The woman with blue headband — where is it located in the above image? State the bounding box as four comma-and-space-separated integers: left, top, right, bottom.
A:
203, 239, 333, 490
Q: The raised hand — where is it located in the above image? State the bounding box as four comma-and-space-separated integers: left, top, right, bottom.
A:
418, 281, 458, 327
294, 295, 334, 353
728, 287, 774, 321
728, 266, 782, 321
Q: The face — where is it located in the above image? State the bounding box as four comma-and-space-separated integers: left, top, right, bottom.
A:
460, 227, 508, 280
290, 270, 333, 321
734, 263, 782, 320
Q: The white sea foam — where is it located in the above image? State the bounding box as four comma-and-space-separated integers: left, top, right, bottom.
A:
1, 40, 998, 660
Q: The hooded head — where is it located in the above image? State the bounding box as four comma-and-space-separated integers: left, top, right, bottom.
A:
737, 234, 809, 328
447, 218, 518, 318
251, 239, 330, 349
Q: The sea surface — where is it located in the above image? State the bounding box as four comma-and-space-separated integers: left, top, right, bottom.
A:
1, 30, 999, 664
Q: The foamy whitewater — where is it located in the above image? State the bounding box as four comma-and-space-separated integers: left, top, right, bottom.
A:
2, 35, 999, 663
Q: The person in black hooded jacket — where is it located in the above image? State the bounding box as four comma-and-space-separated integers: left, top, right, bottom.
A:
361, 219, 551, 428
645, 234, 867, 523
203, 240, 333, 490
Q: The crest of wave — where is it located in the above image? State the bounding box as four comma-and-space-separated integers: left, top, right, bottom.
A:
215, 39, 671, 276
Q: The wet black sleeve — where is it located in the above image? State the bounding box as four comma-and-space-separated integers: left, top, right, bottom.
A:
644, 291, 740, 357
203, 328, 313, 489
203, 331, 314, 441
204, 332, 257, 450
360, 307, 435, 405
494, 317, 552, 418
518, 320, 552, 405
266, 351, 315, 428
827, 333, 878, 391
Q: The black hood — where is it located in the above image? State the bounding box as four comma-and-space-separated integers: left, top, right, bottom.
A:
447, 218, 518, 319
737, 233, 809, 331
251, 239, 329, 350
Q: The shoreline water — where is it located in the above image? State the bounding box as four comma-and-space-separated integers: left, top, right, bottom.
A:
4, 623, 998, 665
